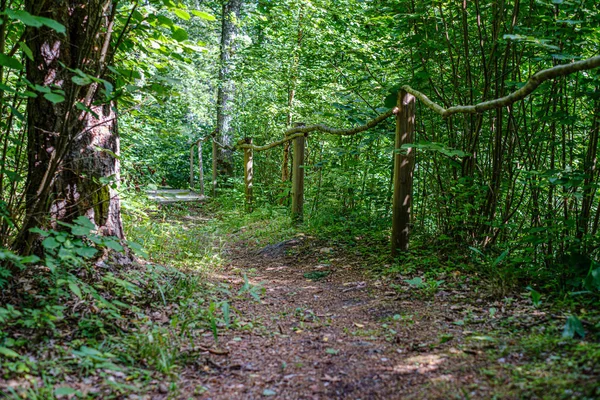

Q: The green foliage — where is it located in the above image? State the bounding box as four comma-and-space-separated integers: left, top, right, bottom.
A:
0, 208, 234, 396
562, 315, 586, 339
303, 270, 331, 281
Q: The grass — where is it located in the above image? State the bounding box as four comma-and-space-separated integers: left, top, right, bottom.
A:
484, 330, 600, 399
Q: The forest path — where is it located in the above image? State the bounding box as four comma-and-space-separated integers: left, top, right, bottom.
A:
179, 234, 508, 399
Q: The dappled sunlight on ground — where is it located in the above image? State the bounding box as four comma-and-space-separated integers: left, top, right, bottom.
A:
390, 354, 446, 375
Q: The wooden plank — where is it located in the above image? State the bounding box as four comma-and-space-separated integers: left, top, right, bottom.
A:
147, 189, 206, 204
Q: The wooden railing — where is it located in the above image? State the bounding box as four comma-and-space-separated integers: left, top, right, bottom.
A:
188, 55, 600, 255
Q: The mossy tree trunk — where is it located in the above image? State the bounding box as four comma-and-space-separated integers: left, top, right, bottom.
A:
15, 0, 125, 254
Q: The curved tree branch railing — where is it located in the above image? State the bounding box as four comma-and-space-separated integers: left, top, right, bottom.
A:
236, 108, 396, 151
403, 55, 600, 118
191, 55, 600, 255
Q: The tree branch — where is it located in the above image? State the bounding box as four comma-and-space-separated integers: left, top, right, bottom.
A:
238, 109, 395, 152
402, 55, 600, 118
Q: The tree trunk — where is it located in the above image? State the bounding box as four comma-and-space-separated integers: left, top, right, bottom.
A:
14, 0, 125, 254
214, 0, 242, 192
281, 3, 304, 189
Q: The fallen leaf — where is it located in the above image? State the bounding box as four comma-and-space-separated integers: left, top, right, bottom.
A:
321, 374, 341, 382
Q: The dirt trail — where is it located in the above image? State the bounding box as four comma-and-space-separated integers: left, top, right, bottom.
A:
179, 236, 506, 399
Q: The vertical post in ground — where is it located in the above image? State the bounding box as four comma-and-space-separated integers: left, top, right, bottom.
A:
189, 145, 194, 189
291, 123, 306, 223
244, 138, 253, 212
212, 141, 217, 197
198, 140, 204, 196
391, 90, 416, 255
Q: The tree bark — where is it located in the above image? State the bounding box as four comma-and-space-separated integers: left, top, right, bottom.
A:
15, 0, 125, 254
214, 0, 242, 192
391, 90, 416, 255
281, 3, 303, 188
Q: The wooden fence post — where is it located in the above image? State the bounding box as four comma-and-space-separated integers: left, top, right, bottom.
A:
391, 90, 416, 255
212, 141, 217, 197
244, 138, 253, 212
198, 141, 204, 196
291, 123, 306, 222
189, 145, 194, 189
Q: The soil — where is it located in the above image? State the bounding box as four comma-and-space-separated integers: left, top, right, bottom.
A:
176, 235, 516, 399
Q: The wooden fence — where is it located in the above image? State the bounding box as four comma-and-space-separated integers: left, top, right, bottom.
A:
187, 55, 600, 255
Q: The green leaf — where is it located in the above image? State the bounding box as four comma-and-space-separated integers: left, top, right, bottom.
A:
5, 9, 43, 27
262, 389, 277, 396
0, 53, 23, 70
42, 236, 60, 250
222, 301, 230, 328
54, 387, 78, 396
155, 15, 174, 27
29, 227, 49, 237
34, 84, 51, 93
71, 216, 96, 236
44, 93, 65, 104
4, 10, 65, 34
69, 282, 82, 299
75, 102, 99, 119
404, 277, 424, 288
75, 246, 97, 258
0, 346, 19, 358
0, 83, 15, 93
492, 250, 508, 267
103, 238, 124, 252
191, 10, 216, 21
325, 348, 339, 355
37, 17, 66, 34
127, 241, 148, 258
72, 75, 92, 86
101, 80, 114, 97
9, 105, 25, 122
527, 286, 542, 306
562, 315, 585, 339
19, 42, 34, 61
173, 9, 191, 20
94, 146, 120, 160
172, 27, 188, 42
21, 255, 40, 264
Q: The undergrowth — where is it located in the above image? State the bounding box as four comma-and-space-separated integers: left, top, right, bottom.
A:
1, 191, 599, 398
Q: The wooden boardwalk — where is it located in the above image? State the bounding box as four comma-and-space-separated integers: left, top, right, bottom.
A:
146, 189, 206, 204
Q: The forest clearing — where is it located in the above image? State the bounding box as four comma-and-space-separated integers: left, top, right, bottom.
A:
1, 0, 599, 398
